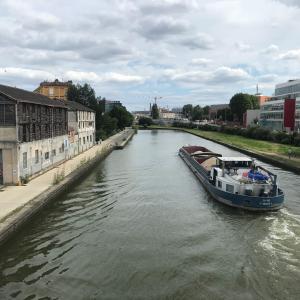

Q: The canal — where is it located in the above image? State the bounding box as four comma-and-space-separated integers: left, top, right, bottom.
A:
0, 130, 300, 300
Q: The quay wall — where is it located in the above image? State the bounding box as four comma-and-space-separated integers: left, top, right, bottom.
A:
0, 128, 135, 246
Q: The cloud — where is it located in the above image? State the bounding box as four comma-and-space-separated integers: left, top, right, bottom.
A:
0, 67, 55, 81
278, 49, 300, 60
261, 44, 279, 54
167, 66, 251, 85
180, 33, 214, 50
139, 1, 190, 15
80, 42, 135, 62
274, 0, 300, 8
211, 67, 251, 84
0, 67, 144, 85
191, 58, 212, 66
22, 13, 61, 30
258, 74, 279, 82
0, 0, 299, 110
235, 42, 252, 52
137, 17, 188, 40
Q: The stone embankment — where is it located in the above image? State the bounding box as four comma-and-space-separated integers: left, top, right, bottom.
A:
0, 128, 135, 246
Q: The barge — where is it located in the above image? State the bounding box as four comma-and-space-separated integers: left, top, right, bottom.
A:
179, 145, 284, 211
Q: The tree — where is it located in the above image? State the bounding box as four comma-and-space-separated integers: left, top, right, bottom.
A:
218, 108, 233, 122
102, 114, 118, 135
203, 105, 210, 118
138, 117, 153, 128
191, 105, 203, 121
250, 95, 259, 109
151, 103, 159, 119
67, 84, 80, 103
109, 106, 133, 129
67, 83, 97, 110
182, 104, 193, 118
229, 93, 254, 123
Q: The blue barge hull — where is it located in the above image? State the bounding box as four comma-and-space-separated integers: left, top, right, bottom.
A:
179, 149, 284, 211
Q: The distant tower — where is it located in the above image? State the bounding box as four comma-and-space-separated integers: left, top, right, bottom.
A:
255, 84, 261, 96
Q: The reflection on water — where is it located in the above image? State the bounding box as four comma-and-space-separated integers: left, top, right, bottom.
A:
0, 130, 300, 300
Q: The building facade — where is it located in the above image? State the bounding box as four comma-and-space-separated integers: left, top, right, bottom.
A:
67, 101, 95, 158
35, 79, 72, 101
0, 84, 68, 185
98, 99, 122, 113
159, 108, 176, 119
243, 109, 260, 127
260, 80, 300, 132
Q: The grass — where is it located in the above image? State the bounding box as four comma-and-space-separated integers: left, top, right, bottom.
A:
145, 125, 300, 169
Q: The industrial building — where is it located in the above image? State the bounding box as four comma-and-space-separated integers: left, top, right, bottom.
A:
0, 84, 68, 185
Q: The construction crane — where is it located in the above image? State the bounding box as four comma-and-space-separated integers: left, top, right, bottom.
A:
154, 96, 162, 105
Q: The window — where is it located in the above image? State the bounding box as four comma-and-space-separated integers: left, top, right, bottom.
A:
23, 152, 27, 169
87, 136, 89, 142
45, 152, 49, 160
218, 181, 222, 188
83, 137, 86, 144
90, 135, 92, 143
49, 87, 54, 96
0, 104, 16, 126
226, 184, 234, 193
52, 149, 56, 157
79, 138, 81, 145
35, 150, 39, 164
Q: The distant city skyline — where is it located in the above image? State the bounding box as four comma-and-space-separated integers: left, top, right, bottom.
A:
0, 0, 300, 110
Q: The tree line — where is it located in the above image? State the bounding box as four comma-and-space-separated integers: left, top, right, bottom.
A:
67, 83, 133, 140
182, 93, 259, 123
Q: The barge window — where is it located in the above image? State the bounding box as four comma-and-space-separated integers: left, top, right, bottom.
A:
226, 184, 234, 193
218, 181, 222, 188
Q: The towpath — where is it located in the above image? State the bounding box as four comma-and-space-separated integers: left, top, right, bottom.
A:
0, 129, 133, 223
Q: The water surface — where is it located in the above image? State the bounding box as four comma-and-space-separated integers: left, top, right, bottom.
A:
0, 130, 299, 299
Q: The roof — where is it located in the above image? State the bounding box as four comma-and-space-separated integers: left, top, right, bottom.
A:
39, 79, 72, 87
218, 157, 252, 162
0, 84, 67, 108
67, 100, 95, 112
275, 79, 300, 89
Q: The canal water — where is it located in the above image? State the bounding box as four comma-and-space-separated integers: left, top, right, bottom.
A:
0, 130, 300, 300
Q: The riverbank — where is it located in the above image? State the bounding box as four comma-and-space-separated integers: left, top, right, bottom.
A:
142, 125, 300, 174
0, 128, 135, 245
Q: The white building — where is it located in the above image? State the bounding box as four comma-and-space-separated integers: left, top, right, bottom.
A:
67, 101, 95, 158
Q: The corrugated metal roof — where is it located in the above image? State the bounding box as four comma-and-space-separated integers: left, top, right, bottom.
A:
0, 84, 67, 108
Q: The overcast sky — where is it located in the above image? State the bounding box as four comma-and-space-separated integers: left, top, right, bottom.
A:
0, 0, 300, 110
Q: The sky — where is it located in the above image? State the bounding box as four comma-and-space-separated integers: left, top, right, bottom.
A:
0, 0, 300, 111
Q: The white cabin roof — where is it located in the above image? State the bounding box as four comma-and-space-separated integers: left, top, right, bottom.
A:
218, 157, 252, 162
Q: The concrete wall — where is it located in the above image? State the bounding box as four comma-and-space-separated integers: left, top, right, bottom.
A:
0, 142, 18, 184
0, 127, 17, 142
19, 135, 68, 179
